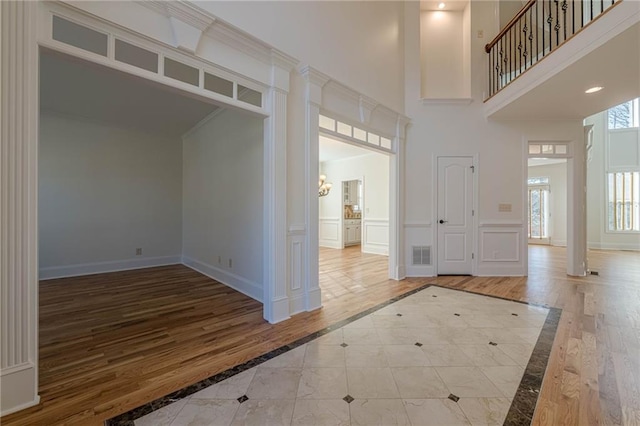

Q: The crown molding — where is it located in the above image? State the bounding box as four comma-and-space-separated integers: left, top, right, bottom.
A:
299, 65, 331, 87
139, 0, 294, 67
140, 1, 215, 31
271, 49, 298, 71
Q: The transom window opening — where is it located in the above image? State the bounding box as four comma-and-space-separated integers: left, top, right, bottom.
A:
319, 114, 393, 151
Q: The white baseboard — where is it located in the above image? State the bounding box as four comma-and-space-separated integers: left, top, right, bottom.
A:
39, 255, 182, 280
289, 294, 305, 316
182, 256, 262, 302
476, 264, 525, 276
306, 287, 322, 311
362, 244, 389, 256
551, 240, 567, 247
319, 240, 342, 249
0, 362, 39, 416
588, 242, 640, 251
267, 296, 291, 324
405, 265, 435, 277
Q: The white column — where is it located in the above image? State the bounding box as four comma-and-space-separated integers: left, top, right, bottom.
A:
0, 0, 40, 415
567, 133, 587, 276
389, 117, 410, 280
263, 51, 297, 323
263, 87, 290, 323
300, 66, 329, 312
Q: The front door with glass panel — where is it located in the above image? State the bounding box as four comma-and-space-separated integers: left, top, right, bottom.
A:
528, 179, 550, 244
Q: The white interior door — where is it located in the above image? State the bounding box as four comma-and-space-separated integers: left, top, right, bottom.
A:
437, 156, 474, 275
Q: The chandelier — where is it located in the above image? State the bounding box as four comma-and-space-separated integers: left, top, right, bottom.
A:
319, 174, 332, 197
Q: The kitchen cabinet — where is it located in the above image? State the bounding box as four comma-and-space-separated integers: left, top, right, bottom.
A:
344, 219, 361, 246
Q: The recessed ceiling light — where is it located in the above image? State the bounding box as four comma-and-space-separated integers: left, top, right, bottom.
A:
585, 86, 603, 94
438, 2, 446, 9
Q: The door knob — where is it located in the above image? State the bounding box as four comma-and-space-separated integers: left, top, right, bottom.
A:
439, 219, 448, 224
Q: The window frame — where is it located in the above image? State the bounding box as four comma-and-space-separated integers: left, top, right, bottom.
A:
608, 98, 640, 130
605, 170, 640, 233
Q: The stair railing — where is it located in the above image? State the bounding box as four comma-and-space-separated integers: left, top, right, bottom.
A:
485, 0, 622, 98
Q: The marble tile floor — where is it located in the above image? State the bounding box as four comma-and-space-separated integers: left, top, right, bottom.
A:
131, 286, 552, 426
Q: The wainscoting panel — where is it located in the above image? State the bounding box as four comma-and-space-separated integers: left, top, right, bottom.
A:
362, 219, 389, 255
288, 226, 306, 315
319, 217, 341, 249
477, 222, 525, 276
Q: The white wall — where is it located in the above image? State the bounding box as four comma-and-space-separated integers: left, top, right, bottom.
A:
195, 1, 405, 113
585, 110, 640, 250
182, 110, 264, 301
420, 10, 467, 98
319, 153, 390, 254
528, 162, 568, 246
38, 112, 183, 278
404, 0, 585, 276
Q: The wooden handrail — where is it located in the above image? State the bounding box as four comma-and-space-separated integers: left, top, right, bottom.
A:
485, 0, 537, 53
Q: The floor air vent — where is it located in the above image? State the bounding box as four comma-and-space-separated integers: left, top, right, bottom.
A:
412, 246, 432, 265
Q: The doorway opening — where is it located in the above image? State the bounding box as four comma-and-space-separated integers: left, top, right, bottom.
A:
527, 157, 568, 274
318, 134, 390, 302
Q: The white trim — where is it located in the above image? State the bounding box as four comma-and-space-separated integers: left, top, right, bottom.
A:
1, 0, 40, 415
319, 218, 341, 249
404, 221, 432, 228
421, 98, 473, 105
405, 265, 435, 277
362, 218, 389, 256
588, 242, 640, 250
289, 294, 305, 316
39, 256, 182, 280
288, 224, 306, 236
0, 363, 40, 417
479, 220, 524, 227
476, 265, 525, 276
480, 230, 521, 262
182, 256, 262, 302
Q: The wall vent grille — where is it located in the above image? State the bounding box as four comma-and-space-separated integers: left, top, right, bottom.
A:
412, 246, 432, 265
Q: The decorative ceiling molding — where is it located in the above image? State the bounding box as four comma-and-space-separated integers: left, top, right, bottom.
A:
169, 16, 205, 53
300, 65, 410, 137
139, 0, 295, 67
359, 95, 378, 123
271, 49, 298, 71
299, 65, 331, 88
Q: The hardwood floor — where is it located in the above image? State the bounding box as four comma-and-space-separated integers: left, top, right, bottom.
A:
2, 245, 639, 425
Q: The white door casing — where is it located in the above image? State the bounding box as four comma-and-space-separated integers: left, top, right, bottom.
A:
437, 156, 474, 275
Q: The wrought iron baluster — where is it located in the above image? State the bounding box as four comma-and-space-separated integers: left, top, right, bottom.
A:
517, 19, 522, 76
581, 0, 584, 29
571, 0, 575, 35
536, 1, 539, 62
562, 0, 567, 41
591, 0, 594, 21
553, 0, 560, 47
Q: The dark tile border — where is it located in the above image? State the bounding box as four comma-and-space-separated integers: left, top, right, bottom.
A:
105, 284, 561, 426
503, 305, 561, 425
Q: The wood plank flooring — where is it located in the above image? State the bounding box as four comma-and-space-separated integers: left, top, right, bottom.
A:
2, 245, 639, 425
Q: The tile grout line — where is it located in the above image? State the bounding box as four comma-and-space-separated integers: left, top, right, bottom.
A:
106, 283, 561, 426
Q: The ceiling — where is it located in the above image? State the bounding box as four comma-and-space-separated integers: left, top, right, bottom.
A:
420, 0, 469, 11
319, 135, 375, 162
489, 22, 640, 120
40, 50, 219, 137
